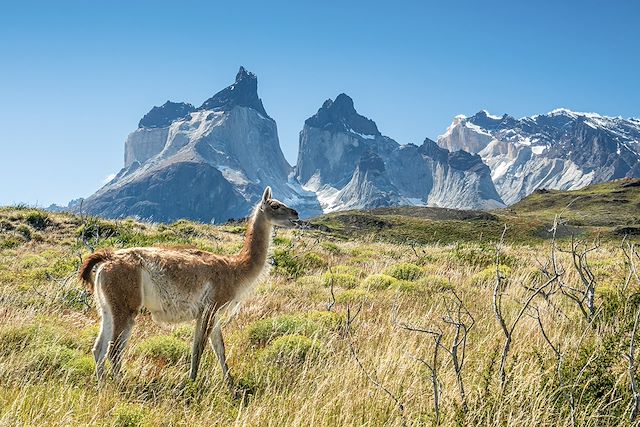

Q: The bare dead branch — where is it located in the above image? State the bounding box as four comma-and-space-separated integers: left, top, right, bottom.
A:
494, 219, 560, 388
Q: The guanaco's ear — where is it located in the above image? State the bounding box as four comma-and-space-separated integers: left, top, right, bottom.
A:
262, 186, 272, 203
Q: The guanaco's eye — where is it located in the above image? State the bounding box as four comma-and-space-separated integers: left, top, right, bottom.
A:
272, 204, 279, 210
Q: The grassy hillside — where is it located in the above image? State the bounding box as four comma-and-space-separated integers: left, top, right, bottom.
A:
0, 182, 639, 426
310, 178, 640, 244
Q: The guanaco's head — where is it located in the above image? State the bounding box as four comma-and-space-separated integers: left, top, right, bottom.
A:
260, 186, 299, 227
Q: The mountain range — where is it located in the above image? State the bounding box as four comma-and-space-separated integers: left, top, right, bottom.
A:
67, 67, 640, 222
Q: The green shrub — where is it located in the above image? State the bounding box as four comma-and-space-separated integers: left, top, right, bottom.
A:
64, 355, 95, 382
170, 219, 199, 236
322, 272, 358, 289
335, 288, 368, 303
321, 241, 342, 254
272, 248, 306, 278
247, 315, 308, 346
24, 211, 51, 230
305, 311, 345, 331
26, 344, 78, 373
0, 323, 77, 356
15, 224, 32, 240
260, 335, 321, 365
384, 263, 424, 281
273, 236, 292, 246
362, 274, 399, 291
0, 325, 37, 355
0, 219, 14, 231
390, 280, 429, 293
332, 265, 365, 278
247, 311, 343, 346
48, 256, 78, 278
301, 252, 327, 269
113, 404, 146, 427
452, 243, 517, 268
470, 265, 511, 286
76, 218, 119, 240
0, 236, 23, 249
135, 335, 189, 364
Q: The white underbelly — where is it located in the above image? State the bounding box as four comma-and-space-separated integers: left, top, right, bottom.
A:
140, 270, 206, 324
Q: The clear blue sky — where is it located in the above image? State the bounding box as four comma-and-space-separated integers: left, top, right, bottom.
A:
1, 0, 639, 206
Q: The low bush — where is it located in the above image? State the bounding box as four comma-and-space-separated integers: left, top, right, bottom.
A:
135, 335, 189, 365
384, 262, 424, 281
24, 211, 51, 230
322, 272, 358, 289
470, 265, 511, 286
362, 274, 398, 291
113, 404, 146, 427
247, 311, 343, 346
260, 335, 321, 365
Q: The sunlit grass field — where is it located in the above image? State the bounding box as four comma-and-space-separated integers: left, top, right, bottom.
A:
0, 203, 639, 426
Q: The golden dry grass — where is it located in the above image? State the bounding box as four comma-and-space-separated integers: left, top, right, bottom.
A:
0, 207, 639, 426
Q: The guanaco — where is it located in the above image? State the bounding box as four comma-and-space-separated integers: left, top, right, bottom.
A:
78, 187, 299, 386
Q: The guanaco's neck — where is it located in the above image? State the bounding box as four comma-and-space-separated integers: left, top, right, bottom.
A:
236, 206, 272, 274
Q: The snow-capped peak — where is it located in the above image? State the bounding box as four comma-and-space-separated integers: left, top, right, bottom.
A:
546, 108, 603, 119
480, 109, 503, 120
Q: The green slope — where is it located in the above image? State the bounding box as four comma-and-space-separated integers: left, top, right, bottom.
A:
309, 178, 640, 244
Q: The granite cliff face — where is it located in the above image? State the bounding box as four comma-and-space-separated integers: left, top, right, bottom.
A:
438, 109, 640, 204
81, 67, 321, 223
79, 70, 640, 222
295, 94, 505, 211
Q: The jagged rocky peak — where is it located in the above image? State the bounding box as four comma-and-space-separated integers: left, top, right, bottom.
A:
198, 66, 269, 118
297, 93, 504, 211
305, 93, 381, 136
138, 101, 195, 129
437, 108, 640, 205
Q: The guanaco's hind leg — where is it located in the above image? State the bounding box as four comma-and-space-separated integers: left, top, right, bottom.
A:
93, 303, 112, 382
93, 262, 141, 382
190, 305, 216, 381
209, 321, 233, 389
108, 314, 136, 380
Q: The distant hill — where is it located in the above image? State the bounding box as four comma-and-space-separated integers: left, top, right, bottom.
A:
309, 178, 640, 244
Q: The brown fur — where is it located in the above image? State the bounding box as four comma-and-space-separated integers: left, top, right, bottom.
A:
78, 249, 113, 293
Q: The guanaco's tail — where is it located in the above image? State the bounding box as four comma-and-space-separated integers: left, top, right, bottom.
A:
78, 249, 113, 293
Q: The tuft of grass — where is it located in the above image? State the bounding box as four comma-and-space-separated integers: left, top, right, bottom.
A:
335, 288, 368, 303
260, 335, 321, 365
0, 235, 23, 249
15, 224, 32, 240
320, 241, 342, 254
113, 404, 146, 427
362, 274, 399, 291
25, 344, 79, 374
24, 211, 51, 230
470, 264, 512, 286
300, 251, 327, 269
332, 265, 365, 278
383, 262, 424, 281
272, 248, 305, 278
247, 311, 343, 347
322, 272, 359, 289
135, 335, 189, 365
